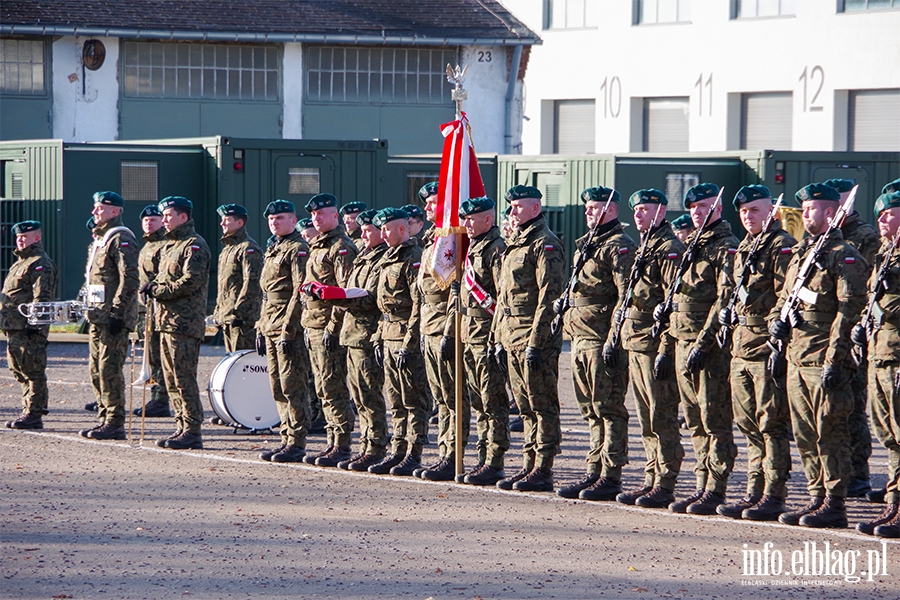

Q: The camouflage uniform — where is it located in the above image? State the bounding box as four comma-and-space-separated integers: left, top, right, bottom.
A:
258, 231, 311, 449
348, 227, 365, 252
138, 227, 169, 407
214, 226, 263, 352
86, 216, 140, 428
670, 218, 740, 495
0, 241, 57, 417
152, 219, 210, 435
302, 225, 358, 449
564, 221, 636, 480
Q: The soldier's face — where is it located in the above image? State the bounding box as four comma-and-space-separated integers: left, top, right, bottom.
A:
142, 216, 163, 235
381, 220, 408, 247
268, 212, 298, 237
312, 207, 339, 233
464, 211, 494, 239
92, 203, 120, 226
801, 200, 836, 236
162, 208, 189, 232
585, 200, 617, 229
407, 217, 424, 237
361, 223, 383, 249
510, 198, 540, 224
220, 215, 244, 236
674, 227, 694, 243
15, 230, 41, 250
300, 227, 317, 244
632, 203, 665, 232
688, 197, 721, 229
738, 198, 773, 236
424, 195, 438, 221
343, 212, 360, 232
877, 206, 900, 238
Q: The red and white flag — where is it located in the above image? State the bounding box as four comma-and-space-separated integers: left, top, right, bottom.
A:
429, 111, 485, 288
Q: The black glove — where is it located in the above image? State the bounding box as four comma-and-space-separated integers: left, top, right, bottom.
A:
139, 282, 156, 298
652, 303, 670, 325
767, 350, 787, 379
653, 353, 673, 380
277, 338, 295, 355
107, 317, 125, 336
685, 347, 707, 374
718, 308, 732, 327
374, 343, 384, 368
552, 297, 566, 315
439, 336, 454, 362
493, 344, 508, 373
850, 323, 867, 348
768, 318, 790, 340
25, 325, 42, 335
396, 349, 410, 370
230, 318, 244, 328
323, 330, 338, 352
525, 346, 541, 372
255, 333, 267, 356
602, 343, 620, 369
822, 364, 841, 390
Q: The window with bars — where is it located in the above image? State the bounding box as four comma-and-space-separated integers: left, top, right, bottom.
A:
0, 38, 46, 95
121, 161, 158, 203
122, 42, 279, 101
732, 0, 795, 17
634, 0, 692, 24
839, 0, 899, 10
406, 172, 438, 206
288, 168, 321, 195
665, 173, 699, 211
306, 46, 456, 104
543, 0, 599, 29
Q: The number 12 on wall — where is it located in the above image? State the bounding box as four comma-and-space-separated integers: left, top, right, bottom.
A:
799, 66, 824, 112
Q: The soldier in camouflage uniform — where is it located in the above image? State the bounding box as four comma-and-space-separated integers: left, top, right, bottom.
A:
340, 201, 367, 251
301, 193, 358, 467
2, 221, 57, 430
255, 200, 311, 463
615, 190, 687, 509
556, 187, 636, 501
493, 185, 566, 492
656, 182, 740, 514
769, 183, 868, 528
855, 190, 900, 538
404, 194, 429, 247
79, 191, 140, 441
716, 185, 796, 521
298, 217, 318, 245
295, 216, 324, 429
141, 196, 210, 450
671, 214, 695, 244
213, 204, 262, 353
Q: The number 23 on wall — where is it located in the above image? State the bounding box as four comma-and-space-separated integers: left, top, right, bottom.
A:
799, 66, 824, 112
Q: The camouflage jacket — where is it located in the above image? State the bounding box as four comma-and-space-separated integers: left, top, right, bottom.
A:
257, 231, 308, 340
621, 221, 685, 355
85, 216, 140, 328
842, 211, 880, 268
214, 227, 263, 326
563, 220, 637, 343
139, 227, 168, 287
418, 227, 452, 338
372, 238, 422, 353
460, 225, 505, 345
727, 221, 796, 360
348, 227, 365, 252
493, 214, 566, 352
866, 236, 900, 365
0, 241, 57, 332
670, 219, 740, 352
301, 224, 358, 334
152, 219, 210, 340
772, 228, 868, 368
332, 242, 388, 348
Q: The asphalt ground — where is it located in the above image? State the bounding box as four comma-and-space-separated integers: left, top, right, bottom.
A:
1, 339, 898, 599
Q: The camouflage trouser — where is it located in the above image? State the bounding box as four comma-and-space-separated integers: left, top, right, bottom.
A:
6, 329, 49, 416
848, 361, 872, 481
306, 328, 354, 448
869, 362, 900, 504
675, 339, 736, 494
463, 341, 510, 469
160, 332, 204, 434
347, 345, 387, 457
424, 334, 470, 458
786, 363, 852, 498
383, 339, 430, 457
730, 357, 792, 498
507, 347, 562, 470
628, 350, 684, 491
303, 344, 322, 422
223, 324, 257, 354
571, 338, 629, 479
147, 329, 169, 405
89, 323, 129, 427
265, 335, 310, 448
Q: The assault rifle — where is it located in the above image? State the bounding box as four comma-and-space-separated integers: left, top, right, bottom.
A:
851, 226, 900, 364
715, 194, 784, 349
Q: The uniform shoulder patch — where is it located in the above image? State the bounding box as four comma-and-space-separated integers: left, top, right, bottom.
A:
544, 244, 555, 251
35, 265, 43, 271
338, 248, 348, 256
727, 248, 737, 255
667, 252, 679, 260
298, 250, 308, 257
845, 257, 856, 264
618, 247, 630, 255
412, 262, 421, 269
191, 245, 201, 250
781, 247, 793, 254
247, 248, 256, 254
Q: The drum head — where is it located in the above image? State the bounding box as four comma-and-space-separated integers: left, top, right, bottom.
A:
207, 350, 279, 429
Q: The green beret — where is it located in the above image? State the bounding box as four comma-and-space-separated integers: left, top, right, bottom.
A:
217, 204, 248, 217
305, 193, 337, 213
684, 183, 719, 208
796, 183, 840, 203
823, 178, 855, 194
418, 182, 439, 202
581, 186, 620, 204
93, 191, 124, 207
628, 188, 668, 209
874, 192, 900, 218
340, 201, 367, 215
86, 216, 96, 231
297, 217, 314, 229
264, 200, 296, 216
671, 214, 694, 231
505, 185, 542, 202
356, 209, 379, 226
459, 196, 496, 217
12, 220, 41, 234
140, 205, 162, 219
733, 184, 772, 208
401, 204, 425, 219
883, 178, 900, 195
372, 207, 409, 228
158, 196, 193, 211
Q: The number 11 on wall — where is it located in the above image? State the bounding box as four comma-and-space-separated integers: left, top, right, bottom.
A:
694, 73, 712, 117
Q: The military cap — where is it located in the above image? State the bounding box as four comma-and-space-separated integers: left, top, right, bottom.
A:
418, 182, 439, 202
505, 185, 542, 202
217, 204, 248, 217
340, 201, 367, 215
883, 178, 900, 195
874, 191, 900, 218
12, 220, 41, 234
581, 186, 621, 204
684, 183, 720, 208
796, 183, 840, 203
93, 191, 124, 207
297, 217, 314, 229
305, 193, 338, 213
86, 216, 96, 231
401, 204, 425, 219
733, 184, 772, 208
628, 188, 668, 209
372, 207, 409, 228
356, 209, 379, 226
264, 199, 296, 216
671, 214, 694, 231
158, 196, 193, 211
823, 178, 855, 194
140, 205, 162, 219
459, 196, 496, 217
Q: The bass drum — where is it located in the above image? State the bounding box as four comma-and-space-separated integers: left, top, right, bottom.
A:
207, 350, 280, 430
